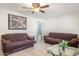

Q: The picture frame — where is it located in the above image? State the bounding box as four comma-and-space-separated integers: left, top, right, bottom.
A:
8, 14, 27, 30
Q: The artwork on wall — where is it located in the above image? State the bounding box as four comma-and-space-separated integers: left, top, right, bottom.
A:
8, 14, 27, 30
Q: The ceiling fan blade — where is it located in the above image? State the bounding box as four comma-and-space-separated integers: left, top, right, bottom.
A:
40, 10, 45, 13
22, 7, 32, 9
40, 5, 49, 8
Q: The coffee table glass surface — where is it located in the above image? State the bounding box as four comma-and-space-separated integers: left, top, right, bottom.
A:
47, 44, 78, 56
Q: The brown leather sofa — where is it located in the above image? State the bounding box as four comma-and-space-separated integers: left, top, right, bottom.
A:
44, 32, 79, 48
1, 33, 34, 56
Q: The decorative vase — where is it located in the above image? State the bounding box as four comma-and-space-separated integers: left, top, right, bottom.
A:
59, 40, 68, 56
62, 47, 65, 56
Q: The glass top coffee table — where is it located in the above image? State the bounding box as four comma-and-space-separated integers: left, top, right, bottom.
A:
47, 44, 78, 56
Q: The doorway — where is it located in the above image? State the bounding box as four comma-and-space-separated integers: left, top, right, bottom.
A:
35, 21, 43, 43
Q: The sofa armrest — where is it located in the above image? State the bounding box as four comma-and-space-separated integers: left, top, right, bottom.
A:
68, 38, 79, 48
27, 36, 35, 41
44, 35, 50, 40
1, 39, 11, 44
77, 39, 79, 44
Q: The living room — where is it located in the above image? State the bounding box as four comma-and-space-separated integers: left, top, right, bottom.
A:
0, 3, 79, 56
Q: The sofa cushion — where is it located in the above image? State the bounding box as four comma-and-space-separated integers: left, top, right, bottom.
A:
46, 37, 61, 44
68, 38, 78, 48
12, 39, 33, 49
69, 38, 78, 44
50, 38, 61, 43
2, 39, 11, 44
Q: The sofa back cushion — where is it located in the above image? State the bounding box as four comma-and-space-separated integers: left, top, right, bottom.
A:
2, 33, 28, 42
49, 32, 78, 40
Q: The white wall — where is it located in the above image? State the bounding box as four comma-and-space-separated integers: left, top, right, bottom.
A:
0, 8, 79, 36
0, 8, 40, 36
43, 12, 79, 35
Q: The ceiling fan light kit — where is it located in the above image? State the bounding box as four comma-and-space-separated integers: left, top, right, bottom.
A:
32, 7, 40, 12
22, 3, 49, 14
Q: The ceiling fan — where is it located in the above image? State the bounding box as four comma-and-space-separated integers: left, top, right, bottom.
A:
22, 3, 49, 14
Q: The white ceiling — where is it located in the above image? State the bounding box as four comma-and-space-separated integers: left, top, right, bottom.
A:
0, 3, 79, 19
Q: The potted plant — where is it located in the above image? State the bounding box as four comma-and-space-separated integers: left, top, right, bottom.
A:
59, 40, 68, 56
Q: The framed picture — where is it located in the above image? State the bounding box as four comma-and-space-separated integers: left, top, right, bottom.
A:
8, 14, 27, 30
